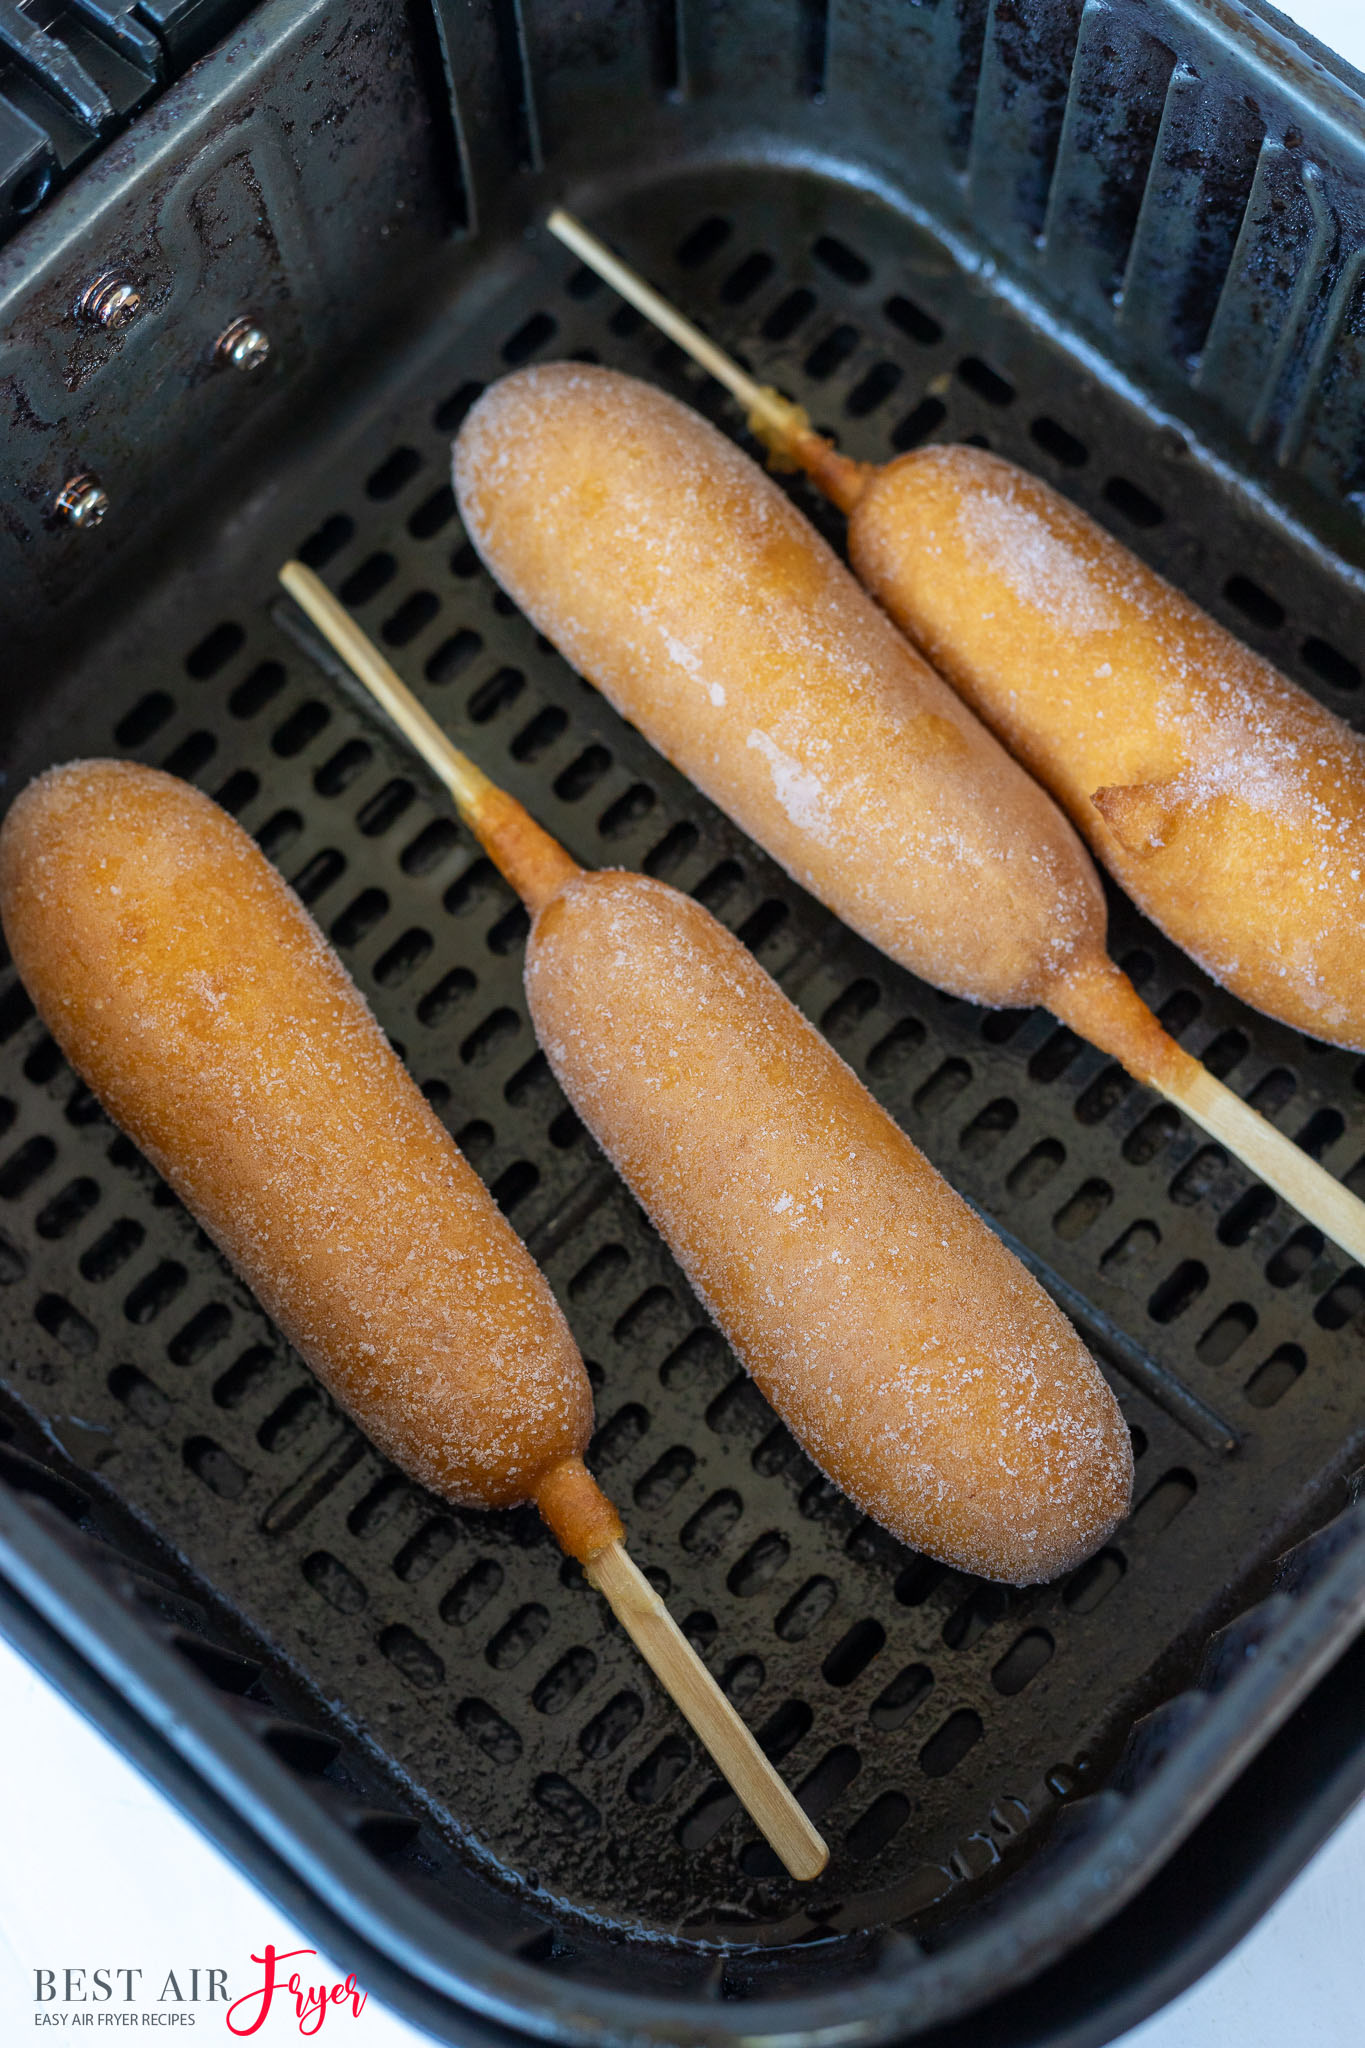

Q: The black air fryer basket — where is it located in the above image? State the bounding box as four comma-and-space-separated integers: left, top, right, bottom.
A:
4, 1, 1365, 2041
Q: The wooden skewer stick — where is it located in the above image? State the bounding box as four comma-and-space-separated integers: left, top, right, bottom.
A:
1046, 965, 1365, 1270
1165, 1063, 1365, 1266
547, 209, 854, 501
279, 561, 497, 815
547, 207, 819, 460
278, 559, 828, 1885
585, 1542, 819, 1864
542, 212, 1365, 1273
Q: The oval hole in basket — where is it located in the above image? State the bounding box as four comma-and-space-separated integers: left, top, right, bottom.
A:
37, 1177, 99, 1241
676, 215, 731, 266
440, 1559, 503, 1626
297, 513, 354, 568
302, 1551, 367, 1614
633, 1446, 695, 1511
598, 784, 657, 840
533, 1647, 597, 1715
920, 1708, 983, 1777
486, 1604, 549, 1669
1245, 1343, 1306, 1409
1030, 415, 1087, 466
991, 1628, 1054, 1696
728, 1530, 790, 1597
720, 251, 774, 303
1064, 1547, 1125, 1613
533, 1773, 599, 1837
107, 1364, 171, 1429
845, 1790, 910, 1859
433, 380, 483, 434
556, 745, 613, 802
1266, 1225, 1322, 1288
722, 1656, 765, 1707
775, 1576, 837, 1641
822, 1618, 885, 1687
680, 1489, 742, 1555
1123, 1106, 1180, 1165
502, 312, 557, 366
167, 1302, 231, 1366
1052, 1178, 1112, 1240
182, 1435, 248, 1499
393, 1519, 456, 1584
1296, 1108, 1345, 1161
1224, 574, 1283, 631
1315, 1269, 1365, 1331
340, 552, 397, 606
580, 1690, 643, 1761
1196, 1301, 1257, 1365
960, 1097, 1017, 1157
366, 446, 422, 500
958, 356, 1013, 404
891, 395, 947, 450
706, 1375, 770, 1437
0, 1135, 56, 1198
379, 1624, 444, 1688
868, 1662, 933, 1731
942, 1583, 1013, 1651
185, 621, 244, 680
34, 1294, 97, 1354
628, 1734, 692, 1806
846, 361, 901, 416
115, 691, 175, 746
417, 966, 476, 1027
456, 1697, 522, 1763
762, 287, 815, 340
212, 1346, 274, 1410
1301, 636, 1360, 692
1007, 1138, 1065, 1197
426, 629, 482, 685
588, 1402, 648, 1469
885, 294, 942, 345
1130, 1469, 1196, 1536
1219, 1184, 1276, 1246
1103, 476, 1163, 527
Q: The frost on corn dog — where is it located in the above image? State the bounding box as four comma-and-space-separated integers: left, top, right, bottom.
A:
451, 357, 1365, 1270
0, 755, 829, 1880
280, 560, 1136, 1589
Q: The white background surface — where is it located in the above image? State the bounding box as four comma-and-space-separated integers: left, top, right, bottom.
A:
4, 0, 1364, 2042
1279, 0, 1364, 68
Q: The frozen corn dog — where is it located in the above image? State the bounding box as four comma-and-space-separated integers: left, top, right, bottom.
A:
540, 214, 1365, 1051
0, 760, 602, 1530
843, 446, 1365, 1052
281, 561, 1135, 1587
0, 756, 829, 1879
527, 866, 1133, 1583
449, 348, 1365, 1269
454, 363, 1110, 1017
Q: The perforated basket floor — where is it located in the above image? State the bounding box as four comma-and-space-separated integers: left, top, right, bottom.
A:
5, 150, 1365, 2008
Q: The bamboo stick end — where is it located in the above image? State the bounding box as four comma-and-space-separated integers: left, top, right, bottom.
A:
586, 1537, 829, 1882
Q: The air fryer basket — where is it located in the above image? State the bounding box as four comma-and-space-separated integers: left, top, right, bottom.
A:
4, 0, 1365, 2041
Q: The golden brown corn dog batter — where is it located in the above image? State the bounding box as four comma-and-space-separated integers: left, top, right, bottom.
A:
0, 761, 601, 1531
847, 446, 1365, 1051
455, 364, 1111, 1014
527, 867, 1133, 1584
272, 552, 1135, 1586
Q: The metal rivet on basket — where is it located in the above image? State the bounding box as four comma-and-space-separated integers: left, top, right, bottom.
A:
54, 473, 110, 528
214, 316, 272, 372
75, 271, 142, 330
